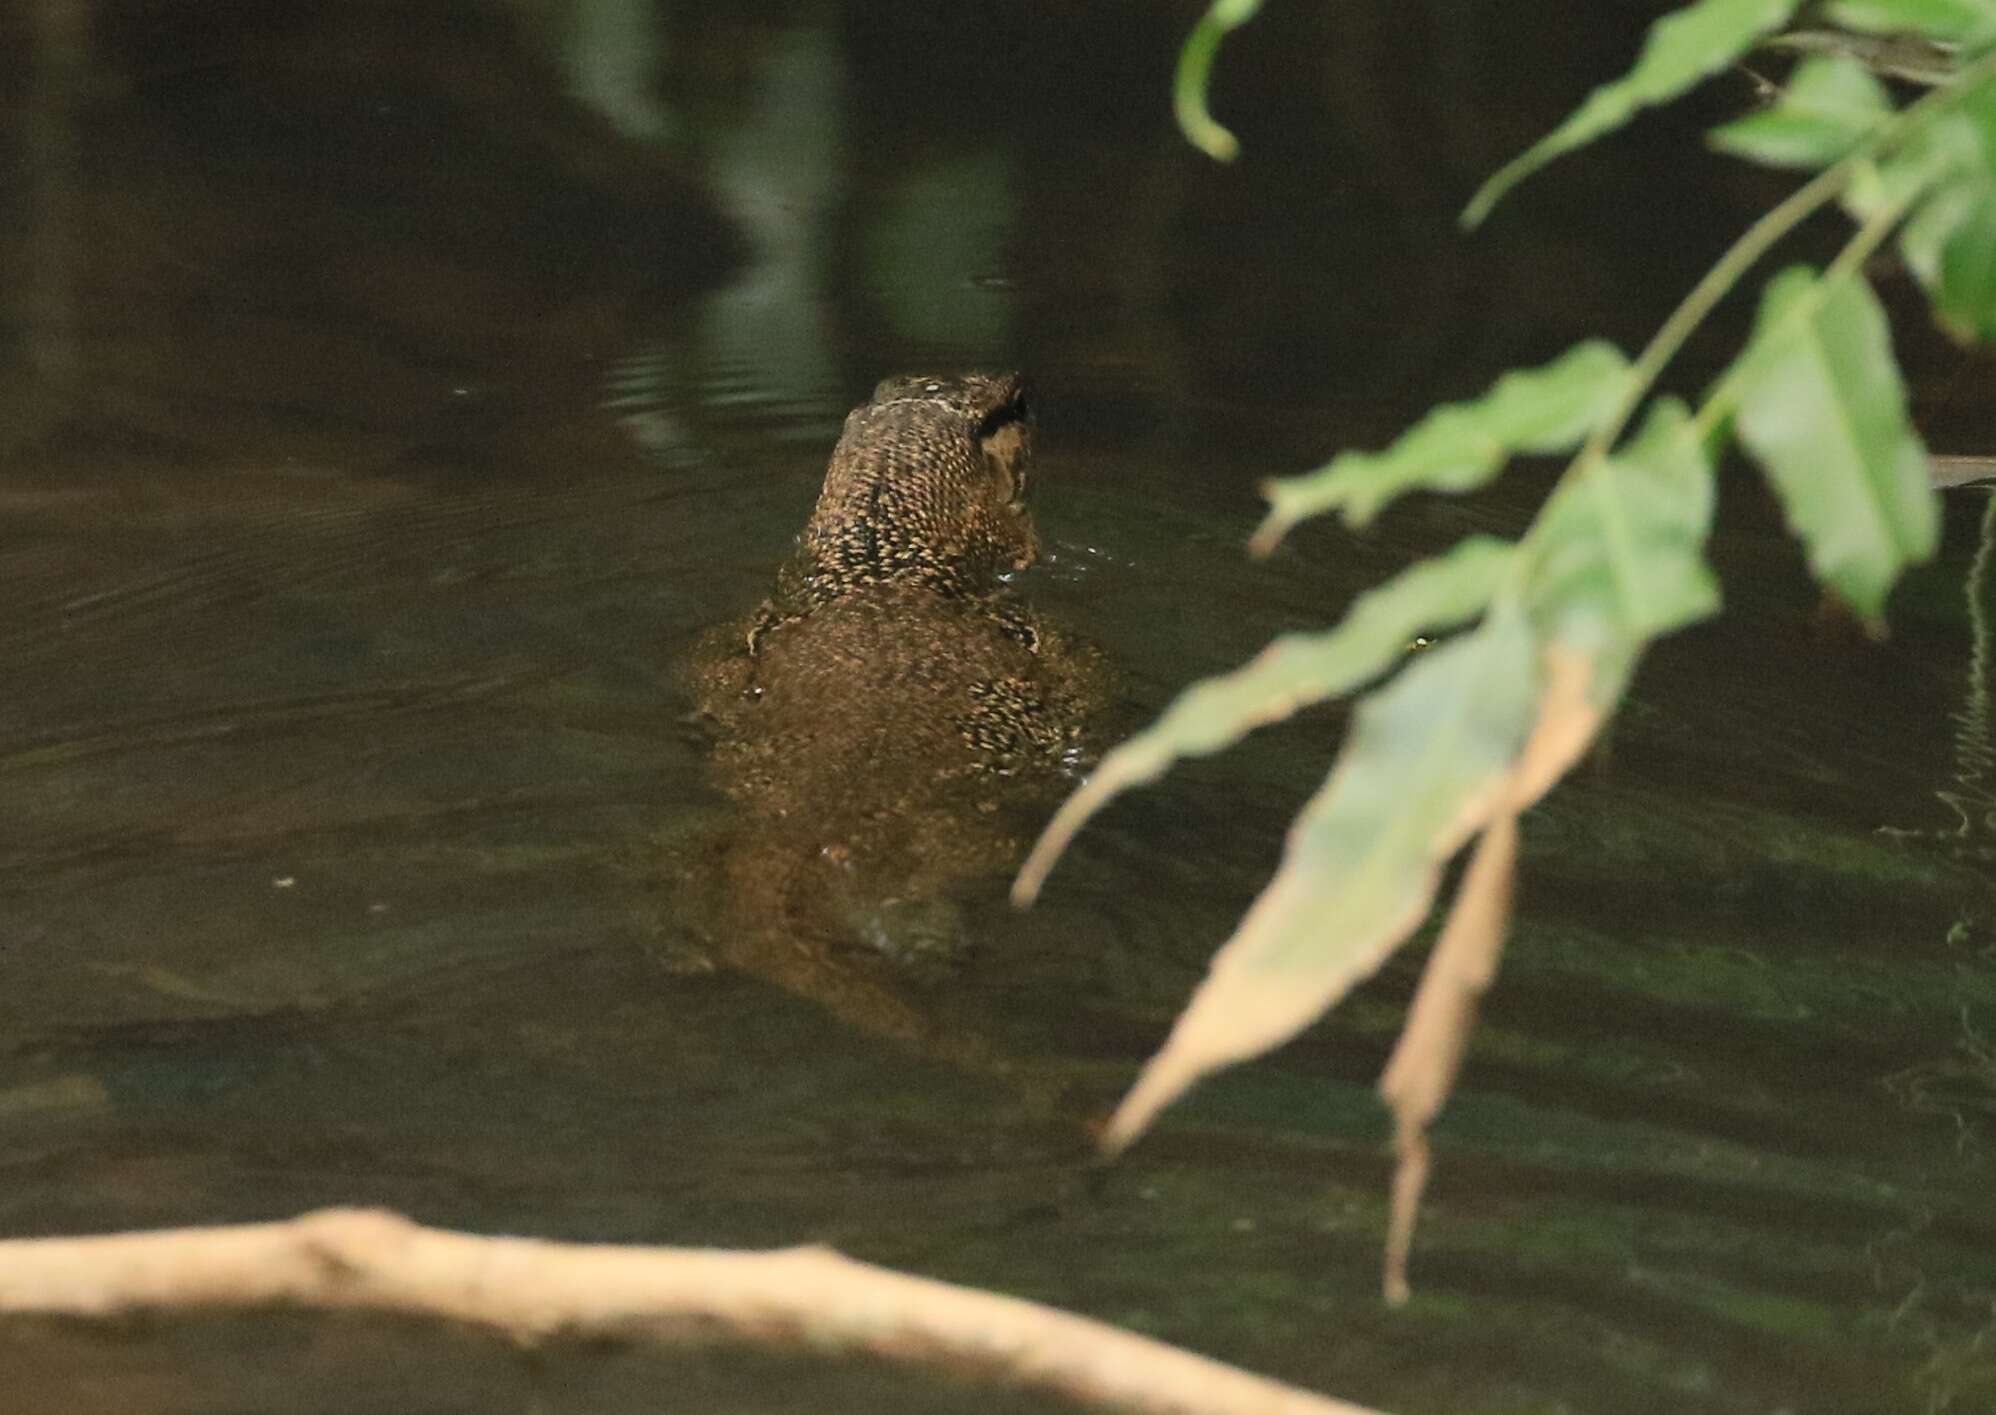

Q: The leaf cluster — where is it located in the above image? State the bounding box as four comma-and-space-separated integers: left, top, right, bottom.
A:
1022, 0, 1996, 1302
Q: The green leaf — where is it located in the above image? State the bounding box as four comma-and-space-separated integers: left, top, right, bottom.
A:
1826, 0, 1996, 45
1529, 398, 1721, 651
1901, 169, 1996, 336
1101, 602, 1542, 1153
1842, 97, 1991, 330
1843, 112, 1976, 220
1846, 77, 1996, 221
1173, 0, 1265, 162
1732, 266, 1940, 627
1013, 536, 1515, 904
1709, 53, 1893, 168
1463, 0, 1803, 227
1516, 400, 1719, 719
1898, 86, 1996, 337
1252, 342, 1632, 549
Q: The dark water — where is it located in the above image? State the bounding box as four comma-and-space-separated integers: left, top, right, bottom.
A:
4, 3, 1996, 1412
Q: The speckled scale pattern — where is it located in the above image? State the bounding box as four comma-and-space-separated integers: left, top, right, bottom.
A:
680, 370, 1112, 978
715, 371, 1099, 784
769, 372, 1040, 622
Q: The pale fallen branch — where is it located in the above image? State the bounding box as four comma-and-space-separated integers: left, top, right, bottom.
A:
0, 1208, 1384, 1415
1931, 455, 1996, 489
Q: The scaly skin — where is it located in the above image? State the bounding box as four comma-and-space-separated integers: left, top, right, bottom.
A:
768, 372, 1039, 617
674, 373, 1111, 1015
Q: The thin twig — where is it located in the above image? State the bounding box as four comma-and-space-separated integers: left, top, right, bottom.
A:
0, 1208, 1384, 1415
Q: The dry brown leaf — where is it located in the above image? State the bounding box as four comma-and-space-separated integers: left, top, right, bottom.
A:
1097, 610, 1544, 1155
1510, 643, 1606, 809
1374, 641, 1609, 1305
1377, 809, 1517, 1306
1100, 856, 1468, 1158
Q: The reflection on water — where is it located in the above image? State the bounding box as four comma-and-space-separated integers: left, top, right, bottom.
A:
1898, 492, 1996, 854
3, 3, 1996, 1413
561, 0, 677, 144
683, 18, 849, 422
14, 0, 85, 448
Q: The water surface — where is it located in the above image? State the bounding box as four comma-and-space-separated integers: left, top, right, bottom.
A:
3, 4, 1995, 1413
